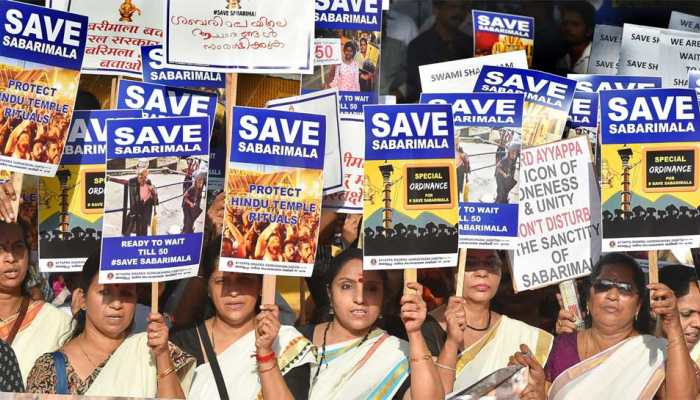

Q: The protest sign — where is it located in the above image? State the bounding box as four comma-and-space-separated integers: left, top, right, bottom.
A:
141, 45, 224, 89
600, 88, 700, 251
474, 66, 576, 148
50, 0, 162, 78
669, 11, 700, 33
322, 117, 364, 213
690, 70, 700, 92
0, 1, 87, 176
419, 51, 528, 94
100, 116, 210, 283
164, 0, 314, 74
38, 109, 141, 273
266, 89, 343, 194
219, 107, 325, 277
420, 92, 524, 250
568, 92, 598, 144
363, 104, 458, 269
618, 24, 660, 76
116, 80, 218, 124
472, 10, 534, 66
301, 0, 382, 116
587, 25, 622, 74
514, 136, 600, 291
659, 29, 700, 88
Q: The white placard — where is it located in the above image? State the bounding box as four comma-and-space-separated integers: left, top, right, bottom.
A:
514, 136, 600, 291
587, 24, 622, 74
313, 38, 342, 67
618, 24, 660, 76
669, 10, 700, 33
164, 0, 314, 74
419, 51, 528, 93
322, 117, 364, 214
660, 29, 700, 88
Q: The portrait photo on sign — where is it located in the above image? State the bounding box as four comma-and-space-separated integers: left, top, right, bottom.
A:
102, 156, 207, 238
221, 163, 322, 266
458, 126, 521, 205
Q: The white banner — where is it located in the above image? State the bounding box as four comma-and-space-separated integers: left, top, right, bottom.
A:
419, 50, 528, 93
587, 24, 622, 74
322, 117, 364, 213
660, 29, 700, 88
514, 136, 600, 291
313, 38, 342, 67
618, 24, 660, 76
669, 11, 700, 33
164, 0, 314, 74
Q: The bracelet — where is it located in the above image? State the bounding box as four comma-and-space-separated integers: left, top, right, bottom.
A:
255, 351, 276, 363
258, 363, 277, 374
157, 365, 176, 379
435, 362, 456, 372
410, 354, 433, 363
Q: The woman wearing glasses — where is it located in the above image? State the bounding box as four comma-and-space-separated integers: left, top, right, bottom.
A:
424, 249, 553, 396
518, 252, 698, 399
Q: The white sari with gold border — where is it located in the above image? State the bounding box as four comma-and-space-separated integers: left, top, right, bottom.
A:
309, 328, 410, 400
188, 325, 314, 400
452, 315, 553, 394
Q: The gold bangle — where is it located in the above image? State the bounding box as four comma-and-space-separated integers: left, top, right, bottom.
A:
258, 363, 277, 374
157, 365, 176, 379
410, 354, 433, 363
435, 362, 456, 371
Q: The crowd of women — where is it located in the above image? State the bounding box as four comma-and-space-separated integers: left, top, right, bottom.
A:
1, 187, 700, 399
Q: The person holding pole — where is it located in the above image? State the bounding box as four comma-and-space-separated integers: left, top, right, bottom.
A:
299, 248, 444, 400
25, 252, 194, 397
518, 253, 698, 399
0, 221, 72, 383
170, 237, 315, 400
423, 249, 552, 396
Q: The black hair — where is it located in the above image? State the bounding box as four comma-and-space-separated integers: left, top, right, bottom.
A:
70, 251, 100, 339
560, 1, 596, 31
582, 253, 650, 334
343, 41, 357, 56
74, 90, 101, 110
0, 221, 31, 295
360, 37, 368, 45
660, 264, 699, 299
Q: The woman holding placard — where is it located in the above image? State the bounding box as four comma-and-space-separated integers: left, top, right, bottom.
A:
423, 249, 553, 396
300, 248, 444, 400
25, 253, 195, 397
0, 222, 72, 384
519, 253, 698, 399
170, 237, 315, 400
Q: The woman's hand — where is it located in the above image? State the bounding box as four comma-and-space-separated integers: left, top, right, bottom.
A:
256, 304, 280, 355
444, 296, 466, 347
649, 283, 683, 337
555, 293, 578, 335
147, 312, 170, 357
400, 282, 427, 335
509, 344, 546, 400
0, 179, 17, 223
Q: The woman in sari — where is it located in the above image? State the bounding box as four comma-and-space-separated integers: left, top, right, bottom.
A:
25, 253, 194, 397
171, 237, 314, 399
423, 249, 552, 396
516, 252, 698, 400
0, 222, 71, 383
300, 247, 444, 400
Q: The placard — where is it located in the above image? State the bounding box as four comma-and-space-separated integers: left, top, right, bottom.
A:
420, 92, 524, 250
0, 0, 87, 176
659, 29, 700, 88
266, 89, 343, 194
116, 80, 218, 123
587, 24, 622, 74
322, 117, 364, 213
514, 136, 600, 291
618, 24, 660, 76
38, 109, 141, 272
363, 104, 458, 269
474, 66, 576, 148
419, 51, 528, 94
301, 0, 382, 115
600, 88, 700, 251
472, 10, 534, 66
669, 11, 700, 33
220, 107, 326, 277
141, 45, 224, 88
690, 70, 700, 92
100, 116, 210, 283
52, 0, 163, 78
313, 38, 342, 67
164, 0, 314, 74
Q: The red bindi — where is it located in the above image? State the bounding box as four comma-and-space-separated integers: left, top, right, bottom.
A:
357, 274, 364, 283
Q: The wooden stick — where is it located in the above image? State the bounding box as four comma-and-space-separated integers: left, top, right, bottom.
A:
109, 77, 119, 109
9, 172, 22, 222
404, 268, 417, 295
151, 282, 159, 313
298, 278, 307, 325
648, 250, 662, 336
262, 275, 277, 305
455, 248, 467, 297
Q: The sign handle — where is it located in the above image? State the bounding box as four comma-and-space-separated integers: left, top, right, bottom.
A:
455, 249, 467, 297
298, 278, 307, 325
404, 269, 417, 295
558, 279, 585, 330
109, 77, 119, 109
262, 275, 276, 305
9, 172, 22, 222
151, 282, 159, 314
648, 250, 662, 336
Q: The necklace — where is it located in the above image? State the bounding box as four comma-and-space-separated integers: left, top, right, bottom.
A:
79, 333, 123, 369
466, 311, 491, 332
0, 297, 23, 322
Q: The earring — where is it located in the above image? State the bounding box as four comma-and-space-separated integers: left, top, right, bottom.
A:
378, 314, 383, 320
329, 307, 334, 316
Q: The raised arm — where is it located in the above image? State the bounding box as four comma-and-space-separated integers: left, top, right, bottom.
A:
435, 296, 467, 394
256, 304, 295, 400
